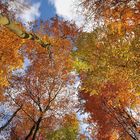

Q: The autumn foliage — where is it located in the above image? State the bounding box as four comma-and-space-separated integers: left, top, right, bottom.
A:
0, 13, 79, 139
75, 3, 140, 138
79, 0, 140, 33
79, 81, 140, 139
0, 0, 140, 139
0, 27, 23, 94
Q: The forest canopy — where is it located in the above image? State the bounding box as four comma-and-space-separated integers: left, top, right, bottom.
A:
0, 0, 140, 139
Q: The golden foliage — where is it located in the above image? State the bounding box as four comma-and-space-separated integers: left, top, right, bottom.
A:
80, 0, 140, 33
0, 27, 23, 88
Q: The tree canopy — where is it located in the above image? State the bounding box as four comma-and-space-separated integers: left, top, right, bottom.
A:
0, 0, 140, 139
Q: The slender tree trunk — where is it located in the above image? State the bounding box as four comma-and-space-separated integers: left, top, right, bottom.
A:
25, 124, 36, 140
32, 116, 42, 140
0, 106, 22, 132
25, 116, 42, 140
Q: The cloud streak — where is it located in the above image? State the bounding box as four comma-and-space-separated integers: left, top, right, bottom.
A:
49, 0, 76, 20
48, 0, 93, 31
8, 0, 41, 27
19, 2, 41, 23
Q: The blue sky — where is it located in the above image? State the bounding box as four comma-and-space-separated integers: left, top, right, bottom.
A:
11, 0, 88, 29
30, 0, 56, 20
16, 0, 93, 31
8, 0, 94, 31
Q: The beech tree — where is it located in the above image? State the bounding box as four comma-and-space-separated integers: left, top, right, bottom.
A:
0, 27, 24, 96
74, 26, 140, 94
74, 25, 140, 139
79, 81, 140, 139
0, 17, 79, 139
1, 0, 140, 139
46, 114, 79, 140
78, 0, 140, 33
6, 49, 78, 139
0, 0, 78, 94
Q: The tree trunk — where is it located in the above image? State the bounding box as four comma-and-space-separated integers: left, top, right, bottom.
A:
32, 116, 42, 140
0, 13, 50, 48
25, 124, 36, 140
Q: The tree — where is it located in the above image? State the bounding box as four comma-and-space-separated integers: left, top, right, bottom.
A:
0, 106, 22, 133
0, 13, 51, 48
0, 4, 78, 93
74, 26, 140, 94
0, 27, 24, 95
74, 25, 140, 139
6, 50, 78, 139
46, 114, 79, 140
0, 17, 79, 139
78, 0, 140, 33
79, 81, 140, 139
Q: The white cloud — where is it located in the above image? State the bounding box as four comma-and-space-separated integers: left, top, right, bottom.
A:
49, 0, 83, 26
8, 0, 41, 27
18, 2, 41, 23
48, 0, 93, 31
49, 0, 77, 20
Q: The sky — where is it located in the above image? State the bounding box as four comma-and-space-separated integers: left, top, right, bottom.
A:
30, 0, 56, 20
9, 0, 90, 29
10, 0, 75, 22
7, 0, 94, 31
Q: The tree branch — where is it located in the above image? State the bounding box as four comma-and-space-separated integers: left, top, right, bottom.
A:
0, 106, 22, 132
